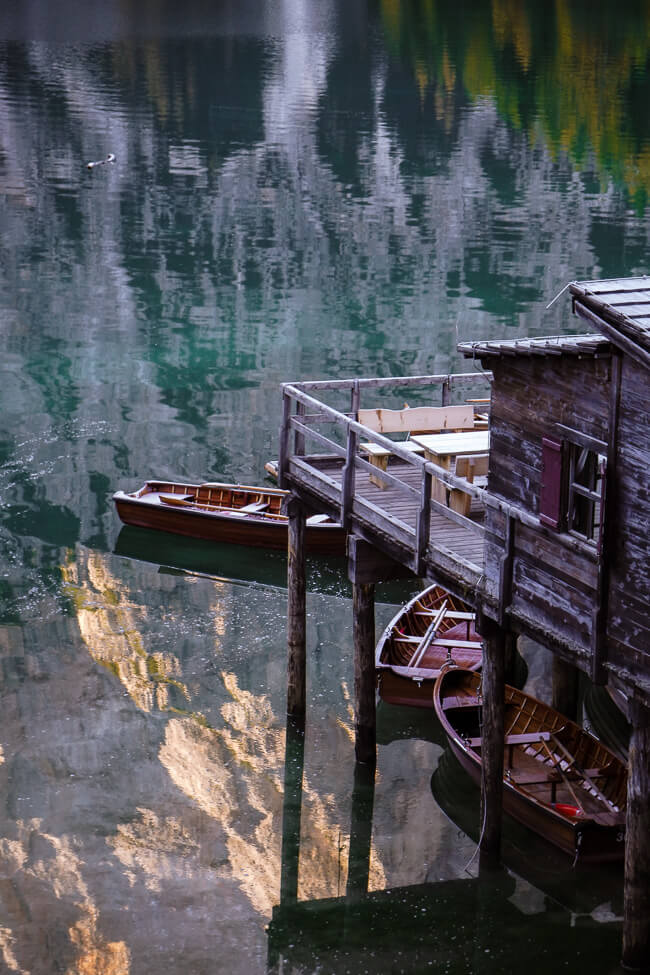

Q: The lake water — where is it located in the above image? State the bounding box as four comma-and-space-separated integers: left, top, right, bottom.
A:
0, 2, 642, 971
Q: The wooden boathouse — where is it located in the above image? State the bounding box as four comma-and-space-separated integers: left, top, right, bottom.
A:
278, 275, 650, 971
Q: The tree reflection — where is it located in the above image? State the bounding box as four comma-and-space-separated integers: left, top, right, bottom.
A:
379, 0, 650, 204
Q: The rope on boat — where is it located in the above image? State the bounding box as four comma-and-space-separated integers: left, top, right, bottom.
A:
572, 831, 583, 868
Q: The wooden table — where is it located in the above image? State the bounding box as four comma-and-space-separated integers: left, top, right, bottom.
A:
410, 430, 490, 514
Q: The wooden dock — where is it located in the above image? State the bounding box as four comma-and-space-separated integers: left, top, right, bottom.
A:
277, 276, 650, 973
290, 454, 485, 590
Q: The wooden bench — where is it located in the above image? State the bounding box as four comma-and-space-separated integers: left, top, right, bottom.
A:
358, 404, 475, 487
447, 453, 490, 516
466, 398, 491, 429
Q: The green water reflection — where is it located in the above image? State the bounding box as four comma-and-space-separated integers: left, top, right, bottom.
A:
0, 0, 641, 971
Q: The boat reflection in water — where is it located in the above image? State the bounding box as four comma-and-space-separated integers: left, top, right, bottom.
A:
114, 525, 351, 596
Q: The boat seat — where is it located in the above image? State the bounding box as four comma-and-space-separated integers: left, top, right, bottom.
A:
442, 695, 481, 710
416, 610, 475, 621
239, 501, 269, 513
306, 513, 330, 525
158, 493, 195, 505
507, 767, 610, 786
503, 731, 552, 745
466, 731, 552, 749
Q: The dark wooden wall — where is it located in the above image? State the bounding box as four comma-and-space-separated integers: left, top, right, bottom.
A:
484, 354, 611, 663
607, 355, 650, 690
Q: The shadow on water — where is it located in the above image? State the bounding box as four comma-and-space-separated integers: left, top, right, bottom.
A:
376, 698, 449, 747
268, 873, 623, 974
114, 524, 347, 594
114, 524, 424, 604
269, 710, 624, 975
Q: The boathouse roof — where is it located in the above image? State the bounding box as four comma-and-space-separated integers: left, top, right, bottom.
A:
570, 275, 650, 368
458, 333, 610, 360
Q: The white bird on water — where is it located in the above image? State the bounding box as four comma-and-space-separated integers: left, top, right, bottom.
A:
87, 153, 115, 170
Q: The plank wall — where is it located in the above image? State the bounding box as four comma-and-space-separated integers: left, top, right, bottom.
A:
606, 356, 650, 689
485, 354, 610, 661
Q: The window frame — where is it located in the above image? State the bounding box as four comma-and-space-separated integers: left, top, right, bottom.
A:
539, 425, 607, 549
565, 442, 606, 545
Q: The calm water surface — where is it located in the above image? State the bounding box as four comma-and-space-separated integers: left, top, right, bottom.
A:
0, 1, 644, 971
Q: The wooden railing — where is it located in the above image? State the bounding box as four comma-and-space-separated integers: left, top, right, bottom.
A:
278, 373, 492, 577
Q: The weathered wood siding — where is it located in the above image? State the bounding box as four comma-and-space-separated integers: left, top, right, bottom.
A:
607, 356, 650, 688
488, 356, 610, 505
485, 355, 609, 660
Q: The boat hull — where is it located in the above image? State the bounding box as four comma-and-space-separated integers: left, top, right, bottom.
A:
113, 481, 346, 556
434, 668, 627, 863
376, 583, 481, 708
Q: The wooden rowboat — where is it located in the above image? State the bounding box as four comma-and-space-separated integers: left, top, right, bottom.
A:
433, 667, 627, 863
113, 480, 346, 556
375, 583, 481, 708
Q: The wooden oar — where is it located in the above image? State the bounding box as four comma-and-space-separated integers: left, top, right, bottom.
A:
408, 600, 447, 669
159, 496, 276, 518
539, 739, 584, 812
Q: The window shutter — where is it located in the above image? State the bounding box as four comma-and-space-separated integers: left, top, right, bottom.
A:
539, 437, 564, 530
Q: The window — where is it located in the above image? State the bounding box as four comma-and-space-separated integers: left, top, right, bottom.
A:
539, 432, 606, 546
566, 444, 605, 543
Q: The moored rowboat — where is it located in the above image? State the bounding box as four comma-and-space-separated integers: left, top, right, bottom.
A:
433, 667, 627, 863
113, 480, 346, 555
375, 583, 481, 708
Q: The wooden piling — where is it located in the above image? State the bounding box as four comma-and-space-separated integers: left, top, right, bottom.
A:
287, 496, 306, 722
552, 655, 580, 721
478, 615, 505, 867
345, 761, 375, 900
622, 702, 650, 972
280, 717, 305, 905
352, 581, 376, 766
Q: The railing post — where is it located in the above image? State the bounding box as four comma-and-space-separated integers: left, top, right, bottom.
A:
414, 465, 432, 574
442, 376, 451, 406
294, 399, 305, 457
341, 380, 360, 528
278, 390, 292, 490
350, 379, 360, 418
